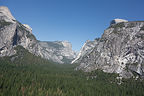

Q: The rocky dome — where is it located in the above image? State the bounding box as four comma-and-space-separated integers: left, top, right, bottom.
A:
0, 6, 15, 22
110, 18, 128, 25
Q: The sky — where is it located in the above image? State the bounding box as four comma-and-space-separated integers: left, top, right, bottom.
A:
0, 0, 144, 51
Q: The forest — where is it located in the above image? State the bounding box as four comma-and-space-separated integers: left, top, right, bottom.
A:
0, 46, 144, 96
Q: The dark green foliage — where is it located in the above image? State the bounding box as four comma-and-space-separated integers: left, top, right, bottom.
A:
126, 23, 135, 28
131, 63, 139, 66
0, 20, 12, 28
110, 22, 125, 28
0, 46, 144, 96
95, 38, 100, 41
99, 38, 107, 42
17, 24, 27, 32
109, 24, 124, 34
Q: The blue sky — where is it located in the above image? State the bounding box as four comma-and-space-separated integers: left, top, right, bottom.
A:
0, 0, 144, 51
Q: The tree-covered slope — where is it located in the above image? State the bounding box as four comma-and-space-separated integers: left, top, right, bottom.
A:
0, 46, 144, 96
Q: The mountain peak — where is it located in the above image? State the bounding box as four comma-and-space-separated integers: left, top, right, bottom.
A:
78, 19, 144, 78
0, 6, 15, 22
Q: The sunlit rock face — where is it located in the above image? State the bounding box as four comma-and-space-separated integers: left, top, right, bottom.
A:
0, 6, 76, 64
23, 24, 32, 33
0, 6, 16, 23
78, 20, 144, 78
0, 6, 37, 57
110, 19, 128, 25
71, 40, 98, 64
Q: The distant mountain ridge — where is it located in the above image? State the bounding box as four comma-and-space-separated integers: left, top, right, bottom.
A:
0, 6, 76, 64
38, 41, 76, 63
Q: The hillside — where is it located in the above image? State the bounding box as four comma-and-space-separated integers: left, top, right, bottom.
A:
77, 19, 144, 78
0, 46, 144, 96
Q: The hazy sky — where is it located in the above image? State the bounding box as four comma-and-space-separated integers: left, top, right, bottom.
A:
0, 0, 144, 51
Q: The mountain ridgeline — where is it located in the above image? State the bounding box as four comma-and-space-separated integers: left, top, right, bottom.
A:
1, 6, 144, 79
75, 19, 144, 78
0, 6, 76, 64
1, 6, 144, 96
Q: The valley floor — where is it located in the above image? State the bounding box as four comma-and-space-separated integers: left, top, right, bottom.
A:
0, 61, 144, 96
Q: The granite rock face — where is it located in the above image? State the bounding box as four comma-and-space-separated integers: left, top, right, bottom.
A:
71, 40, 98, 64
37, 41, 76, 64
0, 6, 15, 23
78, 20, 144, 78
0, 6, 76, 64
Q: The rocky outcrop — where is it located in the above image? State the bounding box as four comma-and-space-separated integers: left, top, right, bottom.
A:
0, 15, 38, 57
110, 19, 128, 25
71, 40, 98, 64
23, 24, 32, 33
0, 6, 76, 64
78, 19, 144, 78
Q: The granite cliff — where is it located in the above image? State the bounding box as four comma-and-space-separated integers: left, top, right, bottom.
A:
0, 6, 76, 64
71, 40, 98, 64
77, 19, 144, 78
